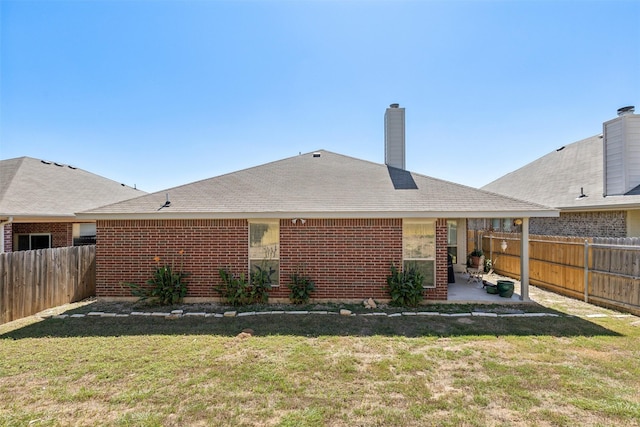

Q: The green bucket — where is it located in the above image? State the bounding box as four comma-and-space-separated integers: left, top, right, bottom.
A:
497, 280, 515, 298
486, 284, 498, 294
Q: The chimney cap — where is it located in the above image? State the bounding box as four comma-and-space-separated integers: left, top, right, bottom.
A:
617, 106, 635, 116
389, 103, 400, 108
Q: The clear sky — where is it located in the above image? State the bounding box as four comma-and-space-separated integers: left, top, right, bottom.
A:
1, 0, 639, 194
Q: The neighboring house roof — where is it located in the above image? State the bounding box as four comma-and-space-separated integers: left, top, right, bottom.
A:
482, 135, 640, 211
0, 156, 144, 220
79, 150, 557, 220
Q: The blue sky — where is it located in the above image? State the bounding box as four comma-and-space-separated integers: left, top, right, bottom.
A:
1, 0, 639, 194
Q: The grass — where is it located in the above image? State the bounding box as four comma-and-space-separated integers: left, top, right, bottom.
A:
1, 288, 639, 426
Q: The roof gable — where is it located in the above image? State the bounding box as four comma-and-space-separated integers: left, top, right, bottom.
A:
80, 150, 556, 219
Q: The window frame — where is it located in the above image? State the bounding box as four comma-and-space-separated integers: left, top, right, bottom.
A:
446, 220, 458, 265
248, 219, 280, 287
402, 219, 436, 289
16, 233, 52, 251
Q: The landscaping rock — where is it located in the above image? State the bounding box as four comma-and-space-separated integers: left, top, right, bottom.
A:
237, 312, 256, 317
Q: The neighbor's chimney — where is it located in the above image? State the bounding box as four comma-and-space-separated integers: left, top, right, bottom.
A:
603, 106, 640, 196
384, 103, 405, 169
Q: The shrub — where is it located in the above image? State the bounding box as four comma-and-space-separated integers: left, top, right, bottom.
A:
386, 263, 424, 307
216, 265, 274, 306
287, 272, 315, 304
216, 269, 252, 306
250, 264, 275, 304
125, 251, 189, 305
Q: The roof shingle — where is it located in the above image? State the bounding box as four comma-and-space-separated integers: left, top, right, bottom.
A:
0, 157, 144, 219
80, 150, 557, 219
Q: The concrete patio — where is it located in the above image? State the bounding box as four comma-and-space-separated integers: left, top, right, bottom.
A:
444, 271, 529, 303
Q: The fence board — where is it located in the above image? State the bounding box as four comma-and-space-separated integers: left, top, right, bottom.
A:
0, 245, 96, 324
472, 231, 640, 316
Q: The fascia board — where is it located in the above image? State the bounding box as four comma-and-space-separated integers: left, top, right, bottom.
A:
76, 209, 560, 221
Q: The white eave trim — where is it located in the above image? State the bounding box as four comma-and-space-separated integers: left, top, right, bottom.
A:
76, 209, 559, 221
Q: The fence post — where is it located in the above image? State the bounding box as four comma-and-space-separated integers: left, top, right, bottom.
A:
584, 240, 589, 303
489, 234, 493, 267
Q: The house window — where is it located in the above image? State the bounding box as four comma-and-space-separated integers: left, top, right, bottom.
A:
73, 223, 97, 246
403, 220, 435, 288
16, 233, 51, 251
447, 220, 457, 265
249, 220, 280, 287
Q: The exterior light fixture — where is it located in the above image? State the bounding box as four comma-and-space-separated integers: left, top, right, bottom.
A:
500, 240, 507, 252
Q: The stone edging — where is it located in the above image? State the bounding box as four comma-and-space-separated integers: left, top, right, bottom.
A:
48, 310, 635, 320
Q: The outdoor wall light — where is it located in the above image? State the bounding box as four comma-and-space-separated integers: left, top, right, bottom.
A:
500, 240, 508, 252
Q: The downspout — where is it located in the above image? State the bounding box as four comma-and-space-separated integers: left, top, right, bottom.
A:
0, 217, 13, 253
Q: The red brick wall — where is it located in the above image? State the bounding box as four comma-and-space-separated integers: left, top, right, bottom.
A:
277, 218, 403, 301
96, 219, 248, 298
12, 222, 73, 249
3, 223, 12, 252
96, 218, 449, 301
432, 218, 449, 300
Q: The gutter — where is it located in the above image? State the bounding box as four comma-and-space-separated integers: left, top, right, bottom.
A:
0, 216, 13, 254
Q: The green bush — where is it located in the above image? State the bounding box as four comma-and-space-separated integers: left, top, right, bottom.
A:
216, 265, 274, 306
385, 263, 424, 307
250, 264, 275, 304
125, 252, 189, 305
287, 272, 315, 304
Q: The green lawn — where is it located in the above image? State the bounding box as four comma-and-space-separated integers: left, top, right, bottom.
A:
1, 293, 639, 427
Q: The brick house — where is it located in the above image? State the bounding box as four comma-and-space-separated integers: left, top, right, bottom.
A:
0, 156, 143, 252
482, 106, 640, 238
79, 105, 557, 302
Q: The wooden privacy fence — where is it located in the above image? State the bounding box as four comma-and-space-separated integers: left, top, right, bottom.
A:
0, 245, 96, 324
468, 231, 640, 316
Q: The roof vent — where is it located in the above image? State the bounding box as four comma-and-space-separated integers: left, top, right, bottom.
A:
576, 187, 588, 200
389, 103, 399, 108
41, 160, 52, 165
312, 152, 321, 158
617, 106, 635, 116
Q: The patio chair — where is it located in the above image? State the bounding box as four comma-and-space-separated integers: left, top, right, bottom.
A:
467, 256, 485, 283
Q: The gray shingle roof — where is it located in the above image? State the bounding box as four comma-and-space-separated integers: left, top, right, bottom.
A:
482, 135, 640, 210
0, 157, 144, 219
79, 150, 557, 219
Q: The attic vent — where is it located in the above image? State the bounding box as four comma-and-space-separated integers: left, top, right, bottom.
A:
54, 162, 64, 167
556, 146, 565, 151
41, 160, 52, 165
312, 152, 321, 158
68, 165, 77, 170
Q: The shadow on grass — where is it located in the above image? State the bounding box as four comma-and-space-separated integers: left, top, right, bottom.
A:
0, 303, 622, 340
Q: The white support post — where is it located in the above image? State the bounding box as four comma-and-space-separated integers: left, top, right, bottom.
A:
520, 217, 530, 301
